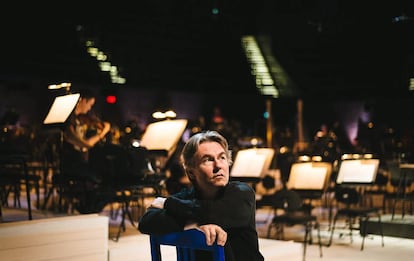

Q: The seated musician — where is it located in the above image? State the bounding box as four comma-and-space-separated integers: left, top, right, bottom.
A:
61, 88, 112, 214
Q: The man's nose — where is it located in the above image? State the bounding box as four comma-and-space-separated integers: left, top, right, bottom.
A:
213, 165, 220, 173
212, 159, 223, 173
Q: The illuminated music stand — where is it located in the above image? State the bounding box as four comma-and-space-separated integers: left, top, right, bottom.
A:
43, 93, 80, 164
131, 119, 188, 207
330, 159, 383, 248
286, 162, 332, 200
140, 119, 188, 170
42, 93, 80, 211
230, 148, 275, 187
43, 93, 80, 125
334, 159, 379, 216
336, 159, 379, 185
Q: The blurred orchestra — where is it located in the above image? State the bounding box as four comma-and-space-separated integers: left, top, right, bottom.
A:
1, 103, 414, 218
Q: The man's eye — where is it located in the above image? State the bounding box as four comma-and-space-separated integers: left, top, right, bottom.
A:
202, 158, 213, 163
201, 158, 214, 165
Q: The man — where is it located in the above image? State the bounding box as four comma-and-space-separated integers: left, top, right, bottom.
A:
138, 130, 264, 261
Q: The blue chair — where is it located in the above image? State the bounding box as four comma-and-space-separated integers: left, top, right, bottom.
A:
149, 229, 225, 261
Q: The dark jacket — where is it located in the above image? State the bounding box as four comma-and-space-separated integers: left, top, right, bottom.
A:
138, 181, 264, 261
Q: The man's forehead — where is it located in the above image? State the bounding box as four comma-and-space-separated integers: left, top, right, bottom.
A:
197, 142, 225, 155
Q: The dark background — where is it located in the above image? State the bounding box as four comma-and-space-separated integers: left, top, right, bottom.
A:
2, 1, 413, 95
1, 1, 414, 146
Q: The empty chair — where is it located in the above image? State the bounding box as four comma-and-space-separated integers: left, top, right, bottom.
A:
363, 171, 389, 210
328, 186, 384, 250
0, 154, 34, 220
149, 229, 225, 261
387, 161, 414, 218
267, 188, 323, 261
89, 144, 139, 241
384, 176, 413, 214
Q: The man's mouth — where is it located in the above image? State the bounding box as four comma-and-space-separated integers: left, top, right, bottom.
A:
212, 174, 224, 179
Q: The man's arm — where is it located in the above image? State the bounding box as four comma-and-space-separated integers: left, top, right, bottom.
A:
138, 207, 185, 235
197, 182, 256, 228
138, 183, 255, 234
64, 121, 110, 149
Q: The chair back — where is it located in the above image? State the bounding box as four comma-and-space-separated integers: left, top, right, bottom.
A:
89, 144, 150, 187
271, 189, 304, 212
335, 187, 360, 206
149, 229, 225, 261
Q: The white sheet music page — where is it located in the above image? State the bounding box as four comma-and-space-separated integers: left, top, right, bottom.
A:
336, 159, 379, 184
287, 162, 330, 190
43, 93, 80, 124
230, 148, 274, 178
140, 119, 188, 153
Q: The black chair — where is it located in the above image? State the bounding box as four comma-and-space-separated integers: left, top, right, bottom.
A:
387, 161, 414, 218
42, 170, 77, 213
384, 177, 413, 214
149, 228, 225, 261
362, 171, 389, 209
89, 144, 138, 240
328, 186, 384, 250
0, 154, 34, 220
267, 188, 323, 261
89, 144, 163, 241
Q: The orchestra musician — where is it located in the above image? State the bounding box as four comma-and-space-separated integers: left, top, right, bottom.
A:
64, 92, 110, 160
61, 88, 112, 214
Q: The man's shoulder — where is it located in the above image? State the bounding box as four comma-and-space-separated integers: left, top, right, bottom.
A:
172, 186, 195, 198
228, 181, 255, 193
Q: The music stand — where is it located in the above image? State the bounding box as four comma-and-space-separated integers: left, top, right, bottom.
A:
336, 159, 379, 185
286, 162, 332, 200
43, 93, 80, 158
43, 93, 80, 125
140, 119, 188, 170
230, 148, 275, 187
42, 93, 80, 211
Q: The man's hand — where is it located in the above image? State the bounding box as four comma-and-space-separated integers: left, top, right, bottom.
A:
150, 197, 167, 209
197, 224, 227, 246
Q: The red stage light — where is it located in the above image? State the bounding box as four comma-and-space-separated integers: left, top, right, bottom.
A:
106, 95, 117, 104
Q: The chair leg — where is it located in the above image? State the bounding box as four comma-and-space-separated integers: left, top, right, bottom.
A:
277, 224, 284, 240
378, 214, 385, 247
33, 182, 40, 209
113, 196, 135, 242
302, 221, 323, 261
328, 215, 338, 247
267, 222, 283, 240
360, 213, 384, 250
360, 217, 368, 251
303, 223, 309, 261
42, 186, 54, 210
348, 216, 354, 244
109, 203, 119, 220
124, 199, 136, 227
316, 222, 323, 258
266, 223, 273, 238
113, 202, 127, 242
58, 183, 65, 212
14, 185, 21, 208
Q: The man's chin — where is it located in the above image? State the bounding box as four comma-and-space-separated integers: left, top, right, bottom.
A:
213, 179, 228, 187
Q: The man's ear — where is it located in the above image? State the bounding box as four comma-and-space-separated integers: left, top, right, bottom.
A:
186, 169, 195, 181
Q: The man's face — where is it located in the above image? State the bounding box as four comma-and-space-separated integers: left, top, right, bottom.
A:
189, 141, 230, 195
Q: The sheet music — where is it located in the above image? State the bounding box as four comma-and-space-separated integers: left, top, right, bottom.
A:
287, 162, 331, 190
230, 148, 274, 177
43, 93, 80, 124
140, 119, 187, 153
336, 159, 379, 184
